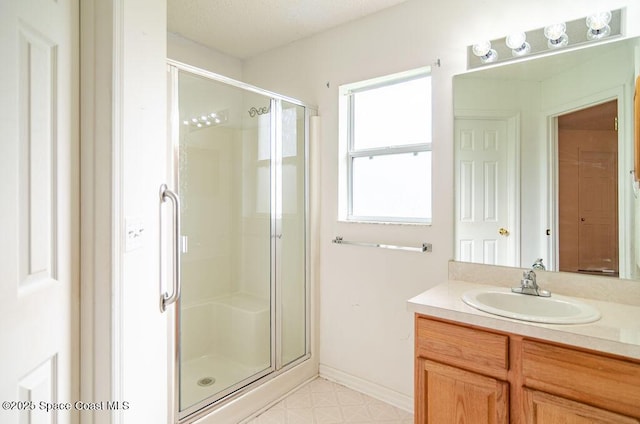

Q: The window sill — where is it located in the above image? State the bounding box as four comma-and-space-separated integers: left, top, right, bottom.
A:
338, 218, 432, 227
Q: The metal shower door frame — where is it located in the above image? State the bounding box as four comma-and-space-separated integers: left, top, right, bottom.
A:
167, 60, 314, 423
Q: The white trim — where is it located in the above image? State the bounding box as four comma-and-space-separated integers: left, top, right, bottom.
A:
339, 68, 433, 224
341, 66, 431, 93
80, 1, 117, 422
548, 117, 559, 273
112, 0, 125, 422
167, 63, 180, 424
319, 365, 413, 413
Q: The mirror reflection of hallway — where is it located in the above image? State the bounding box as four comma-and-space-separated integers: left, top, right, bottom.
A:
558, 100, 619, 276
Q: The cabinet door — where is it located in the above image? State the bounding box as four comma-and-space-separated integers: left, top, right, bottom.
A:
523, 389, 639, 424
415, 358, 509, 424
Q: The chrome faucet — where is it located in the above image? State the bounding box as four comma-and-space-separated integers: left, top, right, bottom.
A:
532, 258, 546, 271
511, 270, 551, 297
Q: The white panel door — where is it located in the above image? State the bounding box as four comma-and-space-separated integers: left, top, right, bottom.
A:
455, 118, 515, 266
0, 0, 78, 423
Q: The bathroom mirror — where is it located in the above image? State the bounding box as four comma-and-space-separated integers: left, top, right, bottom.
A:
453, 36, 640, 280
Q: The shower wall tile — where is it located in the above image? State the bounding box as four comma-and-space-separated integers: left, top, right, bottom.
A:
181, 132, 235, 303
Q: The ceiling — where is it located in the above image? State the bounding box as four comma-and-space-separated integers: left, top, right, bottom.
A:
167, 0, 409, 59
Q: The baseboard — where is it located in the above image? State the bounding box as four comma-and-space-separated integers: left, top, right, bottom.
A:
318, 364, 413, 413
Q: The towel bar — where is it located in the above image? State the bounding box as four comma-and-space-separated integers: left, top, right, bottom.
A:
332, 236, 432, 253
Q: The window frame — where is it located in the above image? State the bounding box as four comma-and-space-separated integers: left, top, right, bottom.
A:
341, 68, 433, 224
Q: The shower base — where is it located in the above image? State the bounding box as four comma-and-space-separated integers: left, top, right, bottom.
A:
181, 352, 270, 410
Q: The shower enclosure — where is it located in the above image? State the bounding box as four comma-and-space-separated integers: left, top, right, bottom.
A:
164, 62, 312, 421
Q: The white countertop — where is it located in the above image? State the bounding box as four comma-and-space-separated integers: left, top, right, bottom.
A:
408, 280, 640, 360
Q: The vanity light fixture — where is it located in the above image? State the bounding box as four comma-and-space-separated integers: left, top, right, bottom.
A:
544, 23, 569, 48
472, 41, 498, 64
506, 32, 531, 57
466, 8, 622, 69
586, 11, 612, 40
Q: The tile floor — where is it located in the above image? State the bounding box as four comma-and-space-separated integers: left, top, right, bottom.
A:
245, 377, 414, 424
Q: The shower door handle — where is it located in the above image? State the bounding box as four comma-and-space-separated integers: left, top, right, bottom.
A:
160, 184, 181, 312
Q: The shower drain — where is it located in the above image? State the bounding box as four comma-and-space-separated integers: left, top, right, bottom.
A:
197, 377, 216, 387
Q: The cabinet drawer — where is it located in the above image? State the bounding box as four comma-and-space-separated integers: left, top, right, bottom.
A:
415, 316, 509, 378
522, 340, 640, 418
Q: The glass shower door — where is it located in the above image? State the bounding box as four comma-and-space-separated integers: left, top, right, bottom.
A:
280, 101, 308, 367
176, 71, 274, 413
169, 64, 311, 421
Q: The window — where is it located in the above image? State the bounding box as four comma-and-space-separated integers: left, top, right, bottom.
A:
339, 68, 432, 223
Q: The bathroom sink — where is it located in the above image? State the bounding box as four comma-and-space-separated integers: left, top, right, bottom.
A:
461, 288, 601, 324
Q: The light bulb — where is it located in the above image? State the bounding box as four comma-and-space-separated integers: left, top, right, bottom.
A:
586, 11, 612, 40
506, 32, 531, 57
586, 11, 611, 30
472, 41, 490, 56
544, 23, 566, 39
472, 41, 498, 63
544, 23, 568, 48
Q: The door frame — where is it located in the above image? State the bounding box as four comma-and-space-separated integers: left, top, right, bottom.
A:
545, 86, 631, 277
80, 1, 124, 420
81, 1, 171, 423
454, 109, 521, 267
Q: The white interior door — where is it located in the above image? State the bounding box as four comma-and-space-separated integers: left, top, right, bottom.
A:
455, 118, 516, 266
0, 0, 78, 423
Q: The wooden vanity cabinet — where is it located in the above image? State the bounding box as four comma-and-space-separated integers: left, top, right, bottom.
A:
415, 316, 510, 423
415, 315, 640, 424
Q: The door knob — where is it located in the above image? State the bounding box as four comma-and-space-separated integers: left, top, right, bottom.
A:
499, 227, 510, 236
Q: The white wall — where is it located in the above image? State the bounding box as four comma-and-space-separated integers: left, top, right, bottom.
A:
119, 0, 170, 421
239, 0, 640, 408
168, 32, 243, 80
167, 0, 640, 411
